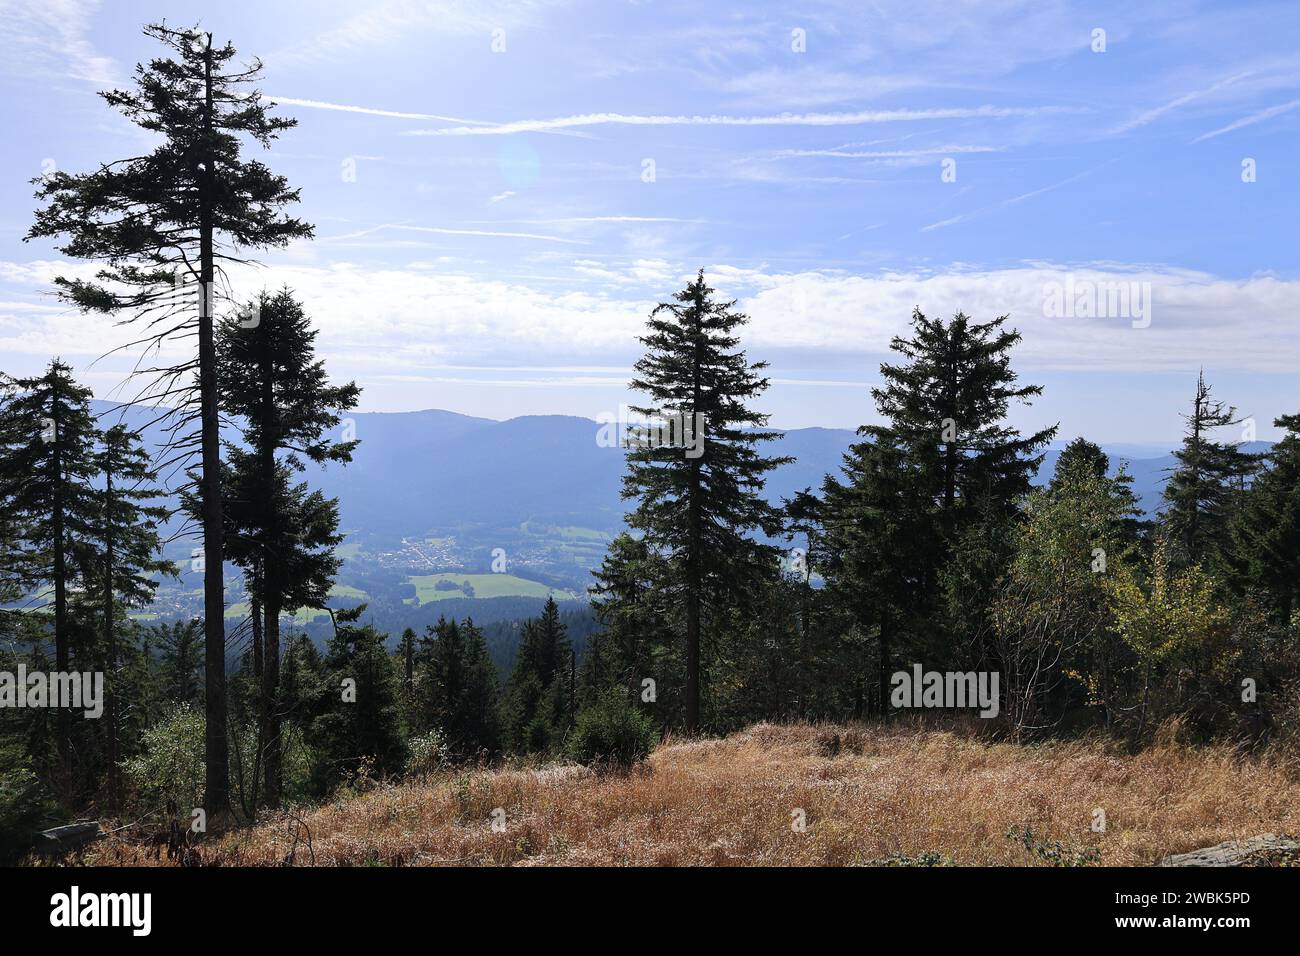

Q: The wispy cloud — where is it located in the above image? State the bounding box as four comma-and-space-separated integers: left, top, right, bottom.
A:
0, 0, 116, 84
405, 105, 1083, 136
488, 217, 703, 224
920, 161, 1114, 232
269, 0, 554, 67
771, 145, 1000, 160
1192, 97, 1300, 142
323, 224, 587, 245
1110, 71, 1254, 135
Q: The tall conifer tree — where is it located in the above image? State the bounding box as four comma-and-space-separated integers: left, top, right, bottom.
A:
622, 270, 789, 733
1162, 372, 1259, 570
27, 24, 313, 815
85, 424, 172, 808
0, 360, 98, 774
1233, 412, 1300, 623
215, 288, 357, 807
822, 309, 1053, 696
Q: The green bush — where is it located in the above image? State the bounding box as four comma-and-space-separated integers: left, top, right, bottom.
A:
122, 702, 205, 812
567, 690, 657, 768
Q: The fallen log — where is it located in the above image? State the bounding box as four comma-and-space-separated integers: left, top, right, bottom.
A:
37, 821, 103, 855
1159, 833, 1300, 866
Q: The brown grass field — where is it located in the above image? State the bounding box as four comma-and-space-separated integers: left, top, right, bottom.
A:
75, 721, 1300, 866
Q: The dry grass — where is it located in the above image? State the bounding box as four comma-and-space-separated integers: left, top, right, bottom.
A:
78, 721, 1300, 866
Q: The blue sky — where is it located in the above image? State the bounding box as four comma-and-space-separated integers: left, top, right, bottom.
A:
1, 0, 1298, 441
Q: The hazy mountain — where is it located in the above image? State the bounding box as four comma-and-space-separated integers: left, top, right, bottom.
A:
92, 401, 1269, 536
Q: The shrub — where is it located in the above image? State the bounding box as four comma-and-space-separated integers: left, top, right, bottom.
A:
122, 702, 205, 812
1007, 826, 1102, 866
405, 729, 449, 777
567, 690, 657, 768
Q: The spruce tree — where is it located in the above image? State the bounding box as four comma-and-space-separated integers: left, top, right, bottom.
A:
314, 610, 405, 787
1233, 412, 1300, 623
27, 24, 313, 815
585, 533, 679, 725
622, 270, 790, 733
0, 360, 99, 773
869, 309, 1055, 526
502, 597, 572, 752
1051, 437, 1109, 483
415, 617, 500, 758
279, 634, 327, 734
822, 309, 1053, 703
85, 424, 173, 808
1051, 436, 1145, 544
153, 619, 205, 706
215, 288, 358, 807
1162, 372, 1259, 570
821, 433, 940, 715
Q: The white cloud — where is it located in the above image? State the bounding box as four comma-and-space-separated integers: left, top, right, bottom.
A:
5, 259, 1299, 383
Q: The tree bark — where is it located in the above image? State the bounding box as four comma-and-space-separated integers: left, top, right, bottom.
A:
878, 614, 892, 723
251, 599, 263, 682
103, 456, 120, 812
262, 599, 281, 808
198, 33, 230, 817
50, 380, 71, 778
258, 306, 282, 808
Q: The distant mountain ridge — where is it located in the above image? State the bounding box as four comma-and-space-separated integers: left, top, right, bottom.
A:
89, 401, 1268, 534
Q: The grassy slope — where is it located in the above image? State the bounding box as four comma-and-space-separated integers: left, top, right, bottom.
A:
84, 722, 1300, 867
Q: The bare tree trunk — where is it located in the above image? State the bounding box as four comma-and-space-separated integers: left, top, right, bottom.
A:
878, 616, 891, 723
51, 385, 70, 781
103, 461, 120, 813
262, 600, 281, 808
251, 599, 263, 682
198, 33, 230, 817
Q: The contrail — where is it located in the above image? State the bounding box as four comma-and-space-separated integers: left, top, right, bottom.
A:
404, 105, 1082, 136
